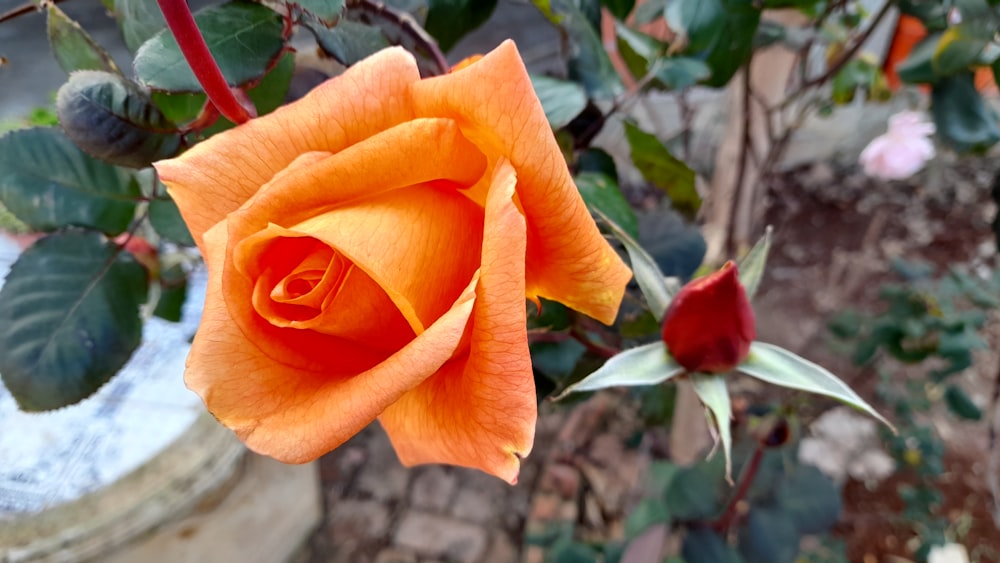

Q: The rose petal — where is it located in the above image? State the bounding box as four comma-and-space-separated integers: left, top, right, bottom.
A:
379, 160, 536, 483
187, 224, 480, 463
155, 47, 421, 246
410, 40, 632, 325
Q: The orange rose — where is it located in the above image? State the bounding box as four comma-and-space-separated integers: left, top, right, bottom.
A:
154, 41, 631, 482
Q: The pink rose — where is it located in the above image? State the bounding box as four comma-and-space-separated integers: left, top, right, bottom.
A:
859, 111, 935, 180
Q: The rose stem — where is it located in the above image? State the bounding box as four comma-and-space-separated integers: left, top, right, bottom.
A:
711, 441, 765, 532
155, 0, 254, 124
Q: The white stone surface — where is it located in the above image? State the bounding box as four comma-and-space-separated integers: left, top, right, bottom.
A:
0, 235, 207, 516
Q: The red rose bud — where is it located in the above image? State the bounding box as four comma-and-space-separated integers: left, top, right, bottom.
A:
661, 261, 756, 373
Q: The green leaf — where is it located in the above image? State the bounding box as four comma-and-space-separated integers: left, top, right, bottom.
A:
532, 0, 624, 98
737, 507, 800, 563
0, 128, 140, 234
531, 339, 587, 379
149, 196, 195, 246
56, 71, 184, 169
153, 263, 188, 322
665, 453, 727, 520
593, 208, 674, 319
286, 0, 344, 25
548, 537, 600, 563
556, 342, 683, 397
739, 342, 894, 431
691, 374, 733, 481
46, 4, 120, 74
639, 209, 706, 280
930, 72, 1000, 152
615, 22, 665, 80
654, 57, 712, 90
531, 74, 588, 129
682, 529, 743, 563
424, 0, 498, 52
944, 384, 982, 420
625, 499, 670, 539
134, 2, 286, 92
933, 24, 990, 75
897, 33, 943, 84
632, 0, 666, 25
111, 0, 166, 52
624, 121, 700, 218
601, 0, 635, 20
737, 226, 771, 299
0, 231, 148, 411
665, 0, 761, 87
774, 465, 841, 534
647, 461, 680, 497
575, 172, 639, 239
309, 19, 390, 67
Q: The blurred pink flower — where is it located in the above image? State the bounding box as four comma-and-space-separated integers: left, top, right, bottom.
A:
859, 111, 936, 180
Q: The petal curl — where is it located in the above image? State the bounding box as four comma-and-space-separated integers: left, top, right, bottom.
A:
410, 40, 632, 324
155, 47, 421, 246
188, 224, 480, 463
379, 160, 536, 483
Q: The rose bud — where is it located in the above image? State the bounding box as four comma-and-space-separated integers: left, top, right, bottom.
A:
661, 261, 755, 373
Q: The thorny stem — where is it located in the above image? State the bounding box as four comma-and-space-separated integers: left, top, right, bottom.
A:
712, 440, 765, 532
0, 0, 67, 25
345, 0, 449, 76
155, 0, 254, 124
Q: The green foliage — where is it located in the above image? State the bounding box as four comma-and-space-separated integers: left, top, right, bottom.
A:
309, 19, 391, 67
153, 263, 189, 322
284, 0, 345, 25
664, 0, 761, 87
0, 231, 148, 410
623, 122, 699, 219
56, 71, 184, 169
134, 1, 286, 92
424, 0, 498, 52
0, 127, 141, 234
532, 0, 623, 99
109, 0, 167, 52
46, 4, 120, 74
574, 172, 638, 239
531, 75, 589, 130
930, 72, 1000, 152
148, 196, 195, 246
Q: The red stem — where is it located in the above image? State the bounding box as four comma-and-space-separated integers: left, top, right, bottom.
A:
712, 442, 765, 532
155, 0, 254, 124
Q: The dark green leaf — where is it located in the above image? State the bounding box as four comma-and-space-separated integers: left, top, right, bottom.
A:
153, 263, 188, 322
533, 0, 624, 98
149, 196, 195, 246
930, 72, 1000, 152
897, 33, 943, 84
287, 0, 344, 25
134, 1, 286, 92
737, 507, 800, 563
111, 0, 166, 52
933, 25, 990, 75
655, 57, 712, 90
625, 499, 671, 539
531, 75, 589, 129
531, 339, 587, 379
595, 208, 674, 318
56, 71, 184, 169
615, 22, 666, 80
576, 148, 618, 178
646, 461, 680, 497
0, 128, 140, 234
775, 465, 841, 534
601, 0, 635, 20
0, 231, 148, 411
309, 19, 390, 66
665, 453, 726, 520
638, 209, 706, 280
575, 172, 639, 239
682, 528, 744, 563
624, 122, 700, 217
424, 0, 498, 52
944, 384, 983, 420
664, 0, 761, 87
547, 535, 600, 563
528, 298, 571, 330
46, 4, 120, 74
